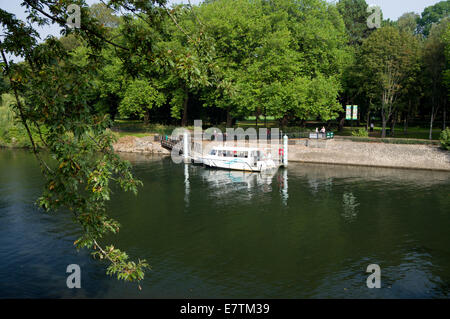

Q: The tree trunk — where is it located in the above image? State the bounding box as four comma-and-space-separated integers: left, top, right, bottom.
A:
226, 109, 233, 128
429, 106, 434, 140
443, 105, 447, 130
366, 110, 370, 131
381, 111, 387, 138
281, 114, 289, 128
264, 106, 267, 127
181, 90, 189, 127
143, 109, 150, 125
338, 116, 345, 132
403, 114, 408, 134
390, 113, 396, 137
404, 100, 411, 133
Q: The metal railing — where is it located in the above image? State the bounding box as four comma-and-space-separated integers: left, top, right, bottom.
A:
283, 132, 334, 139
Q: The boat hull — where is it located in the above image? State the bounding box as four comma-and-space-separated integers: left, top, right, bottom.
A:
202, 157, 278, 172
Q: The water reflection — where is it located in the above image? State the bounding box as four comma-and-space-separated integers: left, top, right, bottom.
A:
278, 169, 288, 206
199, 168, 278, 199
342, 192, 359, 222
2, 150, 449, 298
289, 162, 450, 187
184, 164, 190, 207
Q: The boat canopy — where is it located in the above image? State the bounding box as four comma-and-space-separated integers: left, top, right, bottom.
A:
210, 146, 260, 152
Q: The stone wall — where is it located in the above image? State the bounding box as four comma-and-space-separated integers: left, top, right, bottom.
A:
113, 135, 170, 155
288, 138, 450, 171
113, 135, 450, 171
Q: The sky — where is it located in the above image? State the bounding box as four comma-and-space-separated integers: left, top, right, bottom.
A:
0, 0, 444, 42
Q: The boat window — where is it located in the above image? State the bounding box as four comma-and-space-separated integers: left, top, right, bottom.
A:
238, 151, 248, 158
210, 150, 216, 156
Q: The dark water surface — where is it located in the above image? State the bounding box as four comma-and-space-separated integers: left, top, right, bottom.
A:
0, 149, 449, 298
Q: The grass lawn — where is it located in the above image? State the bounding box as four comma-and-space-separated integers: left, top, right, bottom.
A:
336, 126, 442, 140
112, 119, 444, 142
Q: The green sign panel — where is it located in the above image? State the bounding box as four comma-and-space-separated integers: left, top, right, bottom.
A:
352, 105, 358, 120
346, 105, 352, 120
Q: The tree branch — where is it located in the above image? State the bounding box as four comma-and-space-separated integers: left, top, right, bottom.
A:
23, 0, 130, 51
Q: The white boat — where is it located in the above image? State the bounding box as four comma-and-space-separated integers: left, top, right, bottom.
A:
200, 146, 279, 172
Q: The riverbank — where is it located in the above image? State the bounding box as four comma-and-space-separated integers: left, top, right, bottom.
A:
113, 135, 171, 155
288, 138, 450, 172
3, 134, 446, 172
112, 135, 450, 172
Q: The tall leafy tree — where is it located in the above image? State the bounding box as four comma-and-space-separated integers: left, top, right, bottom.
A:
422, 18, 449, 137
0, 0, 178, 286
119, 78, 166, 123
336, 0, 373, 46
444, 23, 450, 100
336, 0, 376, 130
396, 12, 420, 34
393, 13, 423, 133
197, 0, 348, 126
417, 0, 450, 37
360, 26, 419, 137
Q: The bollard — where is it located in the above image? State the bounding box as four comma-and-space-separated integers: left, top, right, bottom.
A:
283, 134, 288, 167
183, 132, 189, 163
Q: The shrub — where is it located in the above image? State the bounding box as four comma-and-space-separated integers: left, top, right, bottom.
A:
440, 128, 450, 150
348, 136, 439, 145
352, 128, 369, 137
0, 93, 37, 148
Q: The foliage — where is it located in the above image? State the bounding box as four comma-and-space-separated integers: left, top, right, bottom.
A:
359, 26, 420, 137
351, 127, 369, 137
440, 127, 450, 150
119, 79, 165, 121
336, 0, 373, 45
0, 93, 37, 148
198, 0, 348, 123
443, 23, 450, 97
0, 0, 168, 287
417, 0, 450, 37
422, 18, 449, 139
396, 12, 420, 34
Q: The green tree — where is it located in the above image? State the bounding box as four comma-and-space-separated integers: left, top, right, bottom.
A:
89, 2, 121, 28
393, 13, 423, 134
0, 0, 171, 287
120, 79, 166, 123
396, 12, 420, 34
360, 26, 419, 137
443, 22, 450, 130
422, 18, 449, 137
336, 0, 373, 45
197, 0, 348, 126
417, 0, 450, 37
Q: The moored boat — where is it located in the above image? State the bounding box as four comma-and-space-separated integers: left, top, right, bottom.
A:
200, 146, 279, 172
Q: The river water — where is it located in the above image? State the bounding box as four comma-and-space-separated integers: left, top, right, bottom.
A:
0, 149, 449, 298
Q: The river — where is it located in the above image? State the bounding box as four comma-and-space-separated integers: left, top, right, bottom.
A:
0, 149, 449, 298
